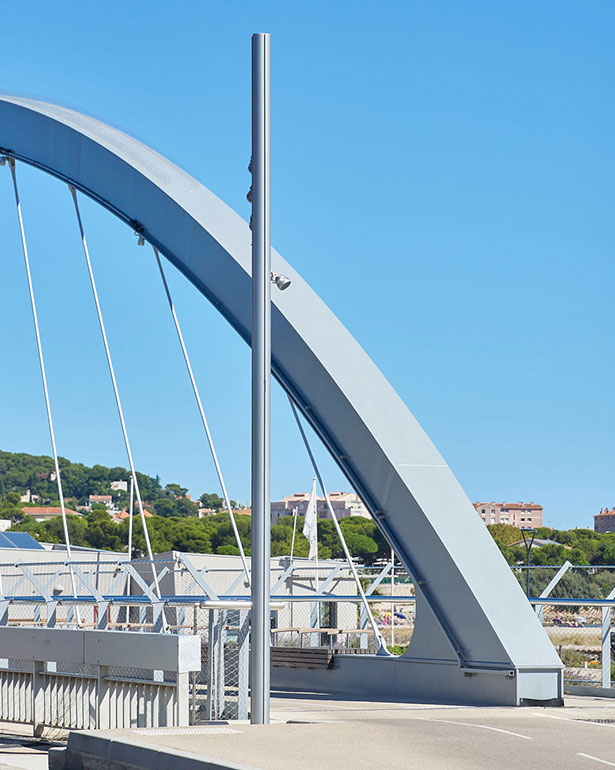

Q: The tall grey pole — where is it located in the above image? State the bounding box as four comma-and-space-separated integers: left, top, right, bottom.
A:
250, 31, 271, 725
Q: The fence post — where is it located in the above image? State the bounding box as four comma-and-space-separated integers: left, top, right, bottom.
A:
32, 659, 45, 737
206, 609, 217, 720
237, 610, 250, 720
190, 605, 198, 725
602, 606, 612, 689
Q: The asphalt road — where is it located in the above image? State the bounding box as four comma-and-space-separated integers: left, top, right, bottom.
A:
98, 694, 615, 770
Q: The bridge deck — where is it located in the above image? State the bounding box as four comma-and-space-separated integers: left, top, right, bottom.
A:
58, 693, 615, 770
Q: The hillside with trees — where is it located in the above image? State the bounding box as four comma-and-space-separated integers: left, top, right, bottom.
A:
487, 523, 612, 566
2, 450, 614, 566
0, 449, 218, 518
0, 449, 388, 562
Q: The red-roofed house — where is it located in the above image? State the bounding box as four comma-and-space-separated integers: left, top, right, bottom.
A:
112, 509, 154, 524
594, 508, 615, 534
24, 507, 82, 522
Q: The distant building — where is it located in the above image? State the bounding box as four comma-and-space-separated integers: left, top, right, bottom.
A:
271, 492, 369, 525
88, 494, 113, 511
198, 506, 251, 519
110, 480, 128, 493
19, 490, 40, 504
113, 508, 154, 524
473, 502, 543, 529
594, 508, 615, 534
25, 507, 82, 522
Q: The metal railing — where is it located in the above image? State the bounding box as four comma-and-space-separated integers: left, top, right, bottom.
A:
0, 627, 200, 735
6, 553, 615, 721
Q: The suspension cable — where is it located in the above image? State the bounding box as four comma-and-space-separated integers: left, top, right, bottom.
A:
5, 159, 80, 613
152, 246, 251, 585
287, 394, 389, 654
68, 186, 162, 601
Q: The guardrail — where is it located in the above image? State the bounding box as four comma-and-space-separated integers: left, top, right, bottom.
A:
0, 627, 200, 734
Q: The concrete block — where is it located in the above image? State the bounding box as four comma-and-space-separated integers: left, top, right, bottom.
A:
48, 747, 67, 770
177, 635, 201, 673
107, 738, 159, 768
84, 630, 200, 672
67, 731, 112, 759
0, 627, 85, 663
156, 746, 210, 770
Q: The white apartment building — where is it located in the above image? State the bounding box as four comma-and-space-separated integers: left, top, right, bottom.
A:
473, 501, 543, 529
271, 491, 370, 525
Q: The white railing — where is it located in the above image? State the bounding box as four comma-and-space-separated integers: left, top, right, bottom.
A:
0, 627, 200, 734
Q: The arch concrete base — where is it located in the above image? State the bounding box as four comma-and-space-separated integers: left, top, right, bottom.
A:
271, 655, 563, 707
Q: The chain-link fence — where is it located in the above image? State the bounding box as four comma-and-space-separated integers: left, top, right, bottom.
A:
518, 565, 615, 690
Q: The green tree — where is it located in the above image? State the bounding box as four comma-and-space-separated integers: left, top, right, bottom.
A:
199, 493, 224, 511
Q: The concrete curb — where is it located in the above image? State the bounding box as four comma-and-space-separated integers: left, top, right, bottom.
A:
55, 731, 261, 770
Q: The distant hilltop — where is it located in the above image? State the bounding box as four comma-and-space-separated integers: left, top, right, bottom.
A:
0, 448, 241, 519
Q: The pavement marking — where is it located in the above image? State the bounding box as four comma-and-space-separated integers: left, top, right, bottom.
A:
534, 713, 615, 728
415, 717, 532, 740
577, 753, 615, 767
138, 726, 241, 735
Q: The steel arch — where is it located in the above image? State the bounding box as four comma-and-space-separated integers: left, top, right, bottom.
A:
0, 95, 561, 704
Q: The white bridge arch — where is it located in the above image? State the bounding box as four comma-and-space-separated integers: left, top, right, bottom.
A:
0, 95, 561, 705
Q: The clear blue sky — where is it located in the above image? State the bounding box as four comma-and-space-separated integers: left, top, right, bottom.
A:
0, 1, 613, 530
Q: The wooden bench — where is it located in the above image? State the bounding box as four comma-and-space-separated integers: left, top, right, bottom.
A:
270, 646, 334, 669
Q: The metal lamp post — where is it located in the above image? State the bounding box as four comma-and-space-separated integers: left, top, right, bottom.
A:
250, 31, 271, 726
521, 528, 536, 598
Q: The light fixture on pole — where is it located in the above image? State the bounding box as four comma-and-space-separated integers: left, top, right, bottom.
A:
271, 271, 291, 291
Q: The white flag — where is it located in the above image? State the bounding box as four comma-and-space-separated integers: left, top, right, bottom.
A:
302, 478, 318, 560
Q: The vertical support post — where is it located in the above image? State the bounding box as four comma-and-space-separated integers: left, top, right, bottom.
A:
602, 605, 611, 689
217, 611, 226, 718
176, 672, 190, 726
237, 610, 250, 720
32, 660, 45, 738
190, 605, 198, 725
206, 609, 217, 721
97, 665, 110, 729
391, 549, 395, 649
250, 30, 271, 726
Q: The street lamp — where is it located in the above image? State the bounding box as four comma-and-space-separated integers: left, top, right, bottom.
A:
521, 528, 536, 598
